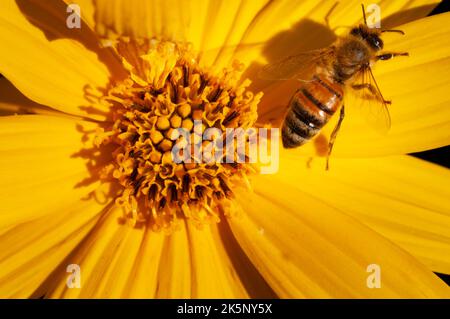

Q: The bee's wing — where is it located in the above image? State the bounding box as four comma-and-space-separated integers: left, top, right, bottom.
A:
258, 48, 335, 82
347, 65, 391, 134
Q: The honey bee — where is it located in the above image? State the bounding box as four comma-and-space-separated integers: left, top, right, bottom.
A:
259, 5, 409, 169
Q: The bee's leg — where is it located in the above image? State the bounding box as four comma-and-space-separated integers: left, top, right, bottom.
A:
326, 105, 345, 171
352, 83, 377, 95
376, 52, 409, 61
325, 2, 339, 29
351, 84, 392, 104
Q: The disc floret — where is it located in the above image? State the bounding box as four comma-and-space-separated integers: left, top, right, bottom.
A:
94, 39, 262, 230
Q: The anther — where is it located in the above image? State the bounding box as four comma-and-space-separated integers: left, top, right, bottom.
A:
183, 65, 189, 87
159, 198, 167, 209
218, 176, 231, 197
195, 186, 205, 200
170, 77, 179, 103
209, 87, 223, 102
182, 174, 190, 193
130, 166, 138, 181
227, 95, 235, 108
170, 184, 178, 202
134, 176, 145, 195
198, 76, 208, 95
222, 110, 239, 126
148, 184, 158, 201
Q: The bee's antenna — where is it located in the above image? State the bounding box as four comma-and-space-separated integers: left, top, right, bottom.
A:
361, 4, 367, 25
325, 2, 340, 29
382, 29, 405, 35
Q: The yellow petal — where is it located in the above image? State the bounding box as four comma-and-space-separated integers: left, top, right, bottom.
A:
155, 220, 275, 298
90, 0, 269, 69
185, 221, 268, 298
0, 115, 101, 230
259, 11, 450, 157
193, 0, 269, 67
46, 205, 156, 298
229, 174, 450, 298
0, 76, 64, 116
0, 200, 105, 298
0, 113, 107, 298
93, 0, 190, 42
153, 223, 192, 298
0, 0, 125, 119
158, 222, 247, 298
48, 213, 275, 298
277, 149, 450, 275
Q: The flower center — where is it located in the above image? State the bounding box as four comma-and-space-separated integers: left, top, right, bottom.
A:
94, 39, 262, 231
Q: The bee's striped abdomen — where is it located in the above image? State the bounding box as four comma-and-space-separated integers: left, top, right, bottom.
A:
282, 74, 344, 148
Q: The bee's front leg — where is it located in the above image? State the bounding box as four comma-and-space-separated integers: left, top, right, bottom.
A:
376, 52, 409, 61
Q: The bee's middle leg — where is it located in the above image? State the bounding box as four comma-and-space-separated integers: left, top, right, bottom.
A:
351, 83, 392, 104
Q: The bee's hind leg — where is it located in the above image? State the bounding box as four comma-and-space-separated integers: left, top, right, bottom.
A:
326, 105, 345, 171
376, 52, 409, 61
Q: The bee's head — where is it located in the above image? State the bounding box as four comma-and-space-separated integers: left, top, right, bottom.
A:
350, 24, 384, 51
350, 4, 384, 51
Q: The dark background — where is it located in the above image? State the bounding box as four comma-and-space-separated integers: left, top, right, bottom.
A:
413, 0, 450, 285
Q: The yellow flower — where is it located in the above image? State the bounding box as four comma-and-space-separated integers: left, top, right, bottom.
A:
0, 0, 449, 298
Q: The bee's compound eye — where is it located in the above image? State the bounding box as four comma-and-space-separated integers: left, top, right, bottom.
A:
374, 38, 382, 48
368, 35, 384, 50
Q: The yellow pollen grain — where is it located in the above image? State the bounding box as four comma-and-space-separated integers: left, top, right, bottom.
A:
156, 116, 170, 130
162, 151, 173, 163
159, 139, 173, 152
177, 104, 191, 118
182, 118, 194, 131
170, 114, 182, 128
150, 130, 164, 144
150, 151, 162, 163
